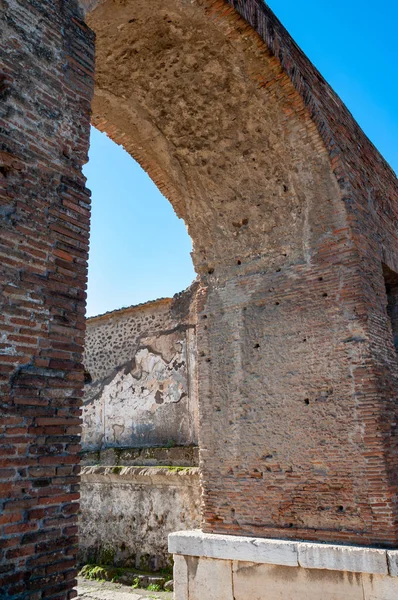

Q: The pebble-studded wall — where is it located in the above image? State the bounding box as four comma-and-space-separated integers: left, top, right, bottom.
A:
82, 285, 199, 450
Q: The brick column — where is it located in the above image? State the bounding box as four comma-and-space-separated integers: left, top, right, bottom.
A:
0, 1, 94, 597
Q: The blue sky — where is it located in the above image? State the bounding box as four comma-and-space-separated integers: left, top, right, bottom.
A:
84, 0, 397, 317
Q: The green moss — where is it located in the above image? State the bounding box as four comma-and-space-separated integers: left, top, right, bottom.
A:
99, 545, 116, 566
79, 564, 108, 582
159, 566, 173, 579
131, 577, 140, 589
79, 563, 172, 590
163, 466, 188, 472
113, 447, 124, 465
138, 554, 150, 571
112, 466, 123, 474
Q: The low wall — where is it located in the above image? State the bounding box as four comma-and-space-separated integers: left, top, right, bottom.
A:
79, 466, 201, 571
170, 531, 398, 600
82, 286, 198, 450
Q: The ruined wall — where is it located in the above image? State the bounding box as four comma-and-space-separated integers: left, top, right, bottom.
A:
82, 286, 198, 449
0, 0, 94, 597
79, 466, 200, 570
2, 0, 398, 597
86, 0, 398, 547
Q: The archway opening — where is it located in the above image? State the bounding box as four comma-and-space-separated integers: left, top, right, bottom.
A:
83, 126, 195, 318
78, 126, 200, 575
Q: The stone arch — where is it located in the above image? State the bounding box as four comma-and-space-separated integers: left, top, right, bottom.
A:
85, 0, 347, 277
81, 0, 398, 546
2, 1, 398, 595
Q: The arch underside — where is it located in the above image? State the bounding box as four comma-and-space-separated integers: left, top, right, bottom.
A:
86, 0, 345, 277
85, 0, 398, 544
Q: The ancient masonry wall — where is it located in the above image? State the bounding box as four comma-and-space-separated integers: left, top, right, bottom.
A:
79, 467, 200, 571
86, 0, 398, 547
0, 0, 94, 597
197, 0, 398, 546
82, 286, 198, 450
2, 0, 398, 597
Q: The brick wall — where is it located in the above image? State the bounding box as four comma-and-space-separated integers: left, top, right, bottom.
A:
195, 0, 398, 546
1, 2, 398, 599
86, 0, 398, 547
0, 1, 94, 597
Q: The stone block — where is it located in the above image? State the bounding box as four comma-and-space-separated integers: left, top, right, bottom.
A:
387, 551, 398, 577
298, 543, 388, 575
169, 530, 298, 567
187, 556, 233, 600
174, 555, 188, 600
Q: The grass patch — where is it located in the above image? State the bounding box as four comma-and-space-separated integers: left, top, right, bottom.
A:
79, 564, 109, 582
79, 563, 173, 589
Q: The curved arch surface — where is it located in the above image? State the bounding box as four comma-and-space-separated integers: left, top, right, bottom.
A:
84, 0, 398, 545
1, 1, 398, 595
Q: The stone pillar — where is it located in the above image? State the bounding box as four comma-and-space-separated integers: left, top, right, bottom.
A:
0, 1, 94, 597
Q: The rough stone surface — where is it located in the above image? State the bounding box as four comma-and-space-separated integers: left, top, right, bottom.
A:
82, 287, 198, 449
2, 0, 398, 597
79, 467, 200, 570
85, 0, 398, 546
169, 530, 298, 567
81, 446, 199, 467
172, 553, 398, 600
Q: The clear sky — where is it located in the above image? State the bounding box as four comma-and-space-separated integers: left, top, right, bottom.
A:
84, 0, 397, 318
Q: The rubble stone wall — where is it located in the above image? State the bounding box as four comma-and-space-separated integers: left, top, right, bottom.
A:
79, 467, 200, 571
82, 286, 198, 450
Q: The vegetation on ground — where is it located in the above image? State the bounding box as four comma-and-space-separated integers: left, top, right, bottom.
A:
79, 563, 173, 590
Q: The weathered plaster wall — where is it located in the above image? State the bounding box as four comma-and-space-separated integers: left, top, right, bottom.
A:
82, 286, 198, 449
79, 467, 200, 570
